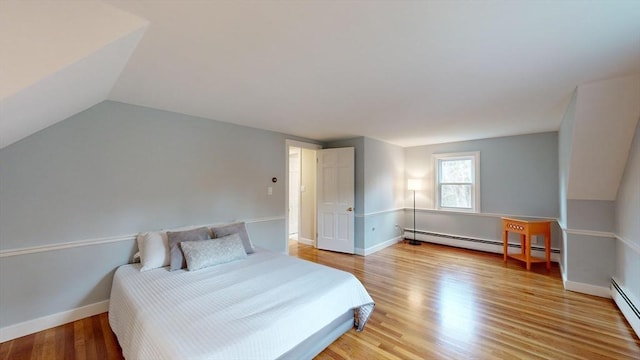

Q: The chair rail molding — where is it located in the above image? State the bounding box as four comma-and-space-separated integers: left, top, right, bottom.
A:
0, 216, 285, 258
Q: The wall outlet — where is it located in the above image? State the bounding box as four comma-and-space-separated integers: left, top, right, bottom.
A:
267, 186, 273, 195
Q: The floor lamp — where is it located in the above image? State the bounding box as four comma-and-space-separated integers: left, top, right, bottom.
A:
407, 179, 421, 245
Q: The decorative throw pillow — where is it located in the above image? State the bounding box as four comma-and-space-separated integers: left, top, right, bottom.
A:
211, 222, 254, 254
136, 231, 170, 271
167, 227, 211, 271
181, 234, 247, 271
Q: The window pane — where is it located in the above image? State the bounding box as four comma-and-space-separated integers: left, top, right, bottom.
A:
440, 159, 472, 183
440, 184, 472, 208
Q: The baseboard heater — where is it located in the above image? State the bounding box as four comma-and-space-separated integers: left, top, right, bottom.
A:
404, 229, 560, 254
611, 278, 640, 337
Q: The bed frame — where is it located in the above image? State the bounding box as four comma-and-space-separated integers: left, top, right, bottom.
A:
278, 310, 353, 359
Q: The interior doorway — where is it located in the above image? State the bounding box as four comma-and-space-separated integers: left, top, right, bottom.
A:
288, 147, 301, 241
285, 140, 321, 252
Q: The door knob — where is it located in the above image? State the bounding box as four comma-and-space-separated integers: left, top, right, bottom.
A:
347, 207, 353, 212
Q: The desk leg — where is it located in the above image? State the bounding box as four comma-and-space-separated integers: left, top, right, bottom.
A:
545, 230, 551, 270
503, 230, 508, 263
520, 234, 526, 256
525, 234, 531, 270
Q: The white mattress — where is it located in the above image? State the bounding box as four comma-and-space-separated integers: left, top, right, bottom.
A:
109, 248, 374, 360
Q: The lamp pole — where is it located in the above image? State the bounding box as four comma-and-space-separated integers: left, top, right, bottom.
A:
410, 188, 420, 245
407, 178, 421, 245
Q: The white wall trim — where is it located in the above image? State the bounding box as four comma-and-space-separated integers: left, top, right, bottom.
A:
0, 235, 135, 258
616, 234, 640, 255
0, 300, 109, 343
244, 216, 286, 224
0, 216, 285, 258
405, 231, 561, 262
611, 277, 640, 337
559, 260, 567, 286
285, 139, 322, 150
562, 227, 616, 238
564, 280, 611, 298
407, 207, 558, 221
355, 208, 404, 218
297, 237, 315, 246
355, 236, 403, 256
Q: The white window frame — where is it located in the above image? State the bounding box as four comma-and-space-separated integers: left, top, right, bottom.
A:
433, 151, 480, 213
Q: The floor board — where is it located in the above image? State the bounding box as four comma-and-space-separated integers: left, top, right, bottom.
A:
1, 241, 638, 359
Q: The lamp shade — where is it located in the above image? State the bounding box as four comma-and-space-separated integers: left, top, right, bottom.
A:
407, 178, 422, 191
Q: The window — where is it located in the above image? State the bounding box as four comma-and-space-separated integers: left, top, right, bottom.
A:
434, 152, 480, 212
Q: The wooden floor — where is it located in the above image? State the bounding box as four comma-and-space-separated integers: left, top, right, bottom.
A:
2, 241, 639, 359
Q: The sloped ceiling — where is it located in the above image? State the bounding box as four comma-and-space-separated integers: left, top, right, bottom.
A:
0, 1, 148, 148
2, 1, 640, 149
568, 74, 640, 201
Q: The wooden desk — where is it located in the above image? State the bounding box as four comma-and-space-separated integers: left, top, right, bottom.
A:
502, 217, 551, 270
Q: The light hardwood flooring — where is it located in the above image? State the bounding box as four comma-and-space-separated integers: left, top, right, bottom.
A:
2, 241, 639, 359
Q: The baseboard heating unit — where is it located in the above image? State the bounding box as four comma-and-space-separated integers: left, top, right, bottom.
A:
611, 278, 640, 337
404, 229, 560, 257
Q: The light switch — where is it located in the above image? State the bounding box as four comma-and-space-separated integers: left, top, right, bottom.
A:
300, 185, 306, 192
267, 186, 273, 195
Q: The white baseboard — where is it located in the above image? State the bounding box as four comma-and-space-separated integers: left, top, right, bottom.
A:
611, 278, 640, 337
0, 300, 109, 342
355, 236, 403, 256
559, 260, 567, 285
557, 261, 610, 299
564, 280, 611, 298
297, 237, 315, 246
409, 232, 560, 262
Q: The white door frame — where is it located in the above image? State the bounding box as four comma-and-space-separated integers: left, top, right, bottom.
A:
288, 147, 301, 239
284, 140, 322, 254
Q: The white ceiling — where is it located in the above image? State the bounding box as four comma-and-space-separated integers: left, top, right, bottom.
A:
2, 1, 640, 149
0, 1, 147, 148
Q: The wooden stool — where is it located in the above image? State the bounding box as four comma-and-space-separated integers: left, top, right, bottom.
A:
502, 217, 551, 270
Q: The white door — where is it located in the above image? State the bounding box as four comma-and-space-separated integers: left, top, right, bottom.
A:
317, 147, 355, 254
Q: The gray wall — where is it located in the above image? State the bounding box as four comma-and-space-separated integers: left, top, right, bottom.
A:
566, 200, 615, 232
0, 101, 302, 328
363, 138, 404, 214
405, 132, 559, 216
404, 132, 560, 251
615, 119, 640, 304
362, 138, 405, 249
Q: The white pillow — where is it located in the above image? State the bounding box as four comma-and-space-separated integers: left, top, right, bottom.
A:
180, 233, 247, 271
136, 231, 170, 271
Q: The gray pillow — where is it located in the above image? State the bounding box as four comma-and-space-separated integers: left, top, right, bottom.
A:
211, 222, 254, 254
181, 234, 247, 271
167, 227, 211, 271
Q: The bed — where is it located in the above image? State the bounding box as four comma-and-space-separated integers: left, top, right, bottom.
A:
109, 247, 374, 360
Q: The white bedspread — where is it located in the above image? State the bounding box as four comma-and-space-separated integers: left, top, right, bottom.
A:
109, 248, 374, 360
